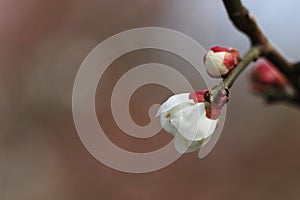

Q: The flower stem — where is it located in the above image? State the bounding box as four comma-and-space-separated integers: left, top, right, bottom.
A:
224, 46, 261, 88
211, 46, 261, 101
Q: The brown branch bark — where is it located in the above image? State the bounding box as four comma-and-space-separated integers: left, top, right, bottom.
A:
222, 0, 300, 94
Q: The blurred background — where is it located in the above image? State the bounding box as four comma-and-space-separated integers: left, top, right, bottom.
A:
1, 0, 300, 199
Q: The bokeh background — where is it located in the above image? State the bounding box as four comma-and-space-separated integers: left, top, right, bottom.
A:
1, 0, 300, 199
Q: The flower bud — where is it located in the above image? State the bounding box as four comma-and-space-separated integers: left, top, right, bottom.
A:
156, 92, 218, 153
250, 58, 287, 92
204, 46, 239, 78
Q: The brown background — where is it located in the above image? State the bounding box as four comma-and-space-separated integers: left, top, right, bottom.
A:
1, 0, 300, 199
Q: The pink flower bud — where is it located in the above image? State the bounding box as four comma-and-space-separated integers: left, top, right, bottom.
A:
204, 46, 239, 78
250, 58, 287, 92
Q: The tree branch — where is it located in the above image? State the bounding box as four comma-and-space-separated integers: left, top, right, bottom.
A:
222, 0, 300, 94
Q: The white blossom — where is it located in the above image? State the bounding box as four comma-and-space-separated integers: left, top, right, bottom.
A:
156, 93, 218, 153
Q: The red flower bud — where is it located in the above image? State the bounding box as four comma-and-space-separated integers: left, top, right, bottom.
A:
251, 58, 287, 92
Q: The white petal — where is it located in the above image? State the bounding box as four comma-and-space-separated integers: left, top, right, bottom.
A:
156, 93, 193, 117
174, 133, 211, 153
160, 113, 177, 136
205, 51, 229, 77
169, 103, 218, 141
